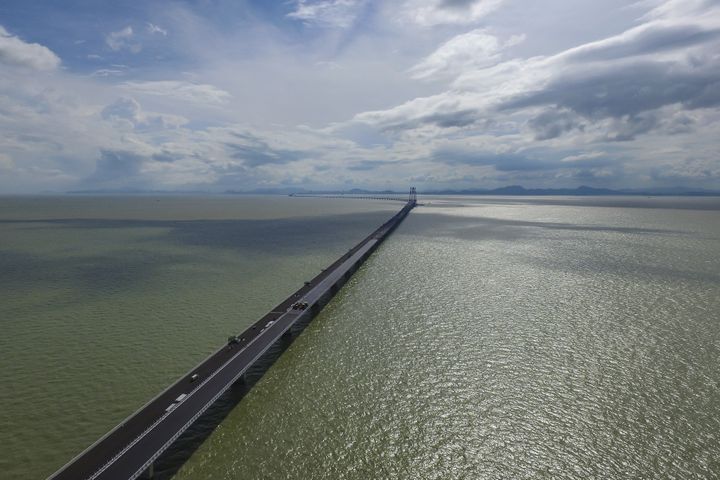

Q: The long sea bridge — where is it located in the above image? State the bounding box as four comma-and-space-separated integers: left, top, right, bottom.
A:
49, 189, 418, 480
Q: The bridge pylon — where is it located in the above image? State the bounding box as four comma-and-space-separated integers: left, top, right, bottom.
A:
409, 187, 417, 204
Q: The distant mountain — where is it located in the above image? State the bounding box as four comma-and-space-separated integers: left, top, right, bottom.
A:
424, 185, 720, 196
66, 185, 720, 196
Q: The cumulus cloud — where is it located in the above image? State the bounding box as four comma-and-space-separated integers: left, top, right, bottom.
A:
357, 0, 720, 144
84, 149, 148, 187
0, 25, 60, 70
101, 97, 187, 129
120, 81, 231, 104
2, 0, 720, 192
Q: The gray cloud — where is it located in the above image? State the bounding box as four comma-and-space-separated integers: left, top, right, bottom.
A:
347, 160, 396, 171
440, 0, 479, 9
226, 133, 307, 168
604, 113, 660, 142
502, 59, 720, 119
151, 151, 181, 163
85, 149, 147, 187
357, 1, 720, 149
433, 148, 616, 172
563, 22, 720, 63
528, 108, 584, 140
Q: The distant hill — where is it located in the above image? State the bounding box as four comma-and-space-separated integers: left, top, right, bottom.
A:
423, 185, 720, 196
226, 185, 720, 196
66, 185, 720, 196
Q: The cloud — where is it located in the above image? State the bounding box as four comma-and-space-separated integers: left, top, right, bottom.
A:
2, 0, 720, 193
84, 149, 147, 187
146, 23, 168, 36
356, 0, 720, 145
288, 0, 366, 28
347, 159, 396, 171
500, 58, 720, 119
433, 147, 616, 172
101, 97, 187, 129
106, 26, 142, 53
225, 133, 307, 167
559, 20, 720, 63
410, 29, 509, 80
400, 0, 506, 26
528, 108, 584, 140
120, 81, 231, 104
0, 25, 60, 70
603, 112, 660, 142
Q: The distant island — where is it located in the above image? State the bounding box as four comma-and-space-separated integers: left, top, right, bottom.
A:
65, 185, 720, 196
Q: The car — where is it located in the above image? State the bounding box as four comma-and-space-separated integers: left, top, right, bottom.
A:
291, 301, 309, 310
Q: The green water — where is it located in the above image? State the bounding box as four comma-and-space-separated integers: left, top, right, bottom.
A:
173, 196, 720, 480
0, 195, 398, 479
2, 195, 720, 479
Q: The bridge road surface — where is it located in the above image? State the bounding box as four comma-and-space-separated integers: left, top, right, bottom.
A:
49, 200, 414, 480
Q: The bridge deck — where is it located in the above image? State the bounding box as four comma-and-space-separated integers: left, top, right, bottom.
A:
49, 200, 415, 480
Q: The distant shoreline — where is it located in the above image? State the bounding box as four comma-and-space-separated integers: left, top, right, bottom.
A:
57, 185, 720, 197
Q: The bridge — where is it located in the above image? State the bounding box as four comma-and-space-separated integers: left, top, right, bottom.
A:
49, 190, 417, 480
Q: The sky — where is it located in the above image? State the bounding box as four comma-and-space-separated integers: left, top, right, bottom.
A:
0, 0, 719, 193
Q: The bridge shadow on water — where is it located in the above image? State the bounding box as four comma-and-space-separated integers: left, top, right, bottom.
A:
150, 315, 315, 479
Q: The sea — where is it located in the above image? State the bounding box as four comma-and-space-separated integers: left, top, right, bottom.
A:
1, 195, 719, 479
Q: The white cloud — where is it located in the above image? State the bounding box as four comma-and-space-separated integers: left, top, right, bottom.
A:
146, 23, 168, 36
410, 29, 524, 80
106, 26, 142, 53
2, 0, 720, 192
0, 25, 60, 70
357, 0, 720, 137
400, 0, 506, 26
120, 81, 231, 104
288, 0, 365, 28
101, 97, 188, 129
